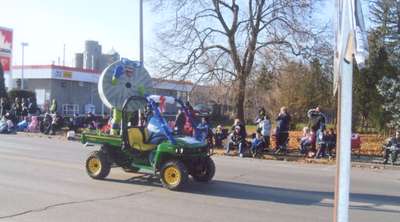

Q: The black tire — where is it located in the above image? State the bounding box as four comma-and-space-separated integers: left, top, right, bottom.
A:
160, 160, 188, 191
191, 157, 215, 182
85, 151, 111, 179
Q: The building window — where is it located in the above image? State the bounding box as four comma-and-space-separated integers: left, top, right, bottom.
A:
62, 104, 79, 116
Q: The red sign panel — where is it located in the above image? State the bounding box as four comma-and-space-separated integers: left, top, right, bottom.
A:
0, 27, 13, 55
0, 56, 11, 71
0, 27, 13, 72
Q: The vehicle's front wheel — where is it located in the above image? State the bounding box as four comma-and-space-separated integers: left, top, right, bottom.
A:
191, 157, 215, 182
160, 160, 188, 191
86, 151, 111, 179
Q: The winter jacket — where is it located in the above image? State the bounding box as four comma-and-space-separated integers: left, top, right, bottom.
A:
231, 123, 247, 139
258, 119, 271, 136
307, 109, 327, 131
276, 113, 291, 133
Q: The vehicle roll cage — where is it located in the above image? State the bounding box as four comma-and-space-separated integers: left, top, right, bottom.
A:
121, 95, 197, 148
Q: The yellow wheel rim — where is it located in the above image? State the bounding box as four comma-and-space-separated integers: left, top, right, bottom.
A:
88, 157, 101, 174
163, 166, 181, 186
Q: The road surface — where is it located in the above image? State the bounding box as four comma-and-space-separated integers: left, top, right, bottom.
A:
0, 134, 399, 222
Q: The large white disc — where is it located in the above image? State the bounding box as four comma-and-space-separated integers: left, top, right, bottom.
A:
98, 59, 153, 111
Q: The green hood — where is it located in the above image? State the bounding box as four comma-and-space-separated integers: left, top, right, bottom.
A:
175, 136, 207, 149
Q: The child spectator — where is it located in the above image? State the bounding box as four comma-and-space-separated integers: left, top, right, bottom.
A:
315, 128, 327, 159
214, 125, 226, 147
251, 130, 265, 157
299, 127, 312, 155
28, 116, 39, 132
325, 128, 336, 158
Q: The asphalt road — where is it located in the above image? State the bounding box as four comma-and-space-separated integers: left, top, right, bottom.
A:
0, 134, 399, 222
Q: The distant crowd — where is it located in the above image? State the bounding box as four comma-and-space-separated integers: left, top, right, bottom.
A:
0, 97, 109, 136
171, 105, 336, 159
2, 96, 398, 163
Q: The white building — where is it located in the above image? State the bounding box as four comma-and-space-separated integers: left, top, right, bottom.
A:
10, 65, 194, 115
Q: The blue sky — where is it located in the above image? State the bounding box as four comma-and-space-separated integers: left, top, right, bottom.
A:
0, 0, 156, 67
1, 0, 368, 71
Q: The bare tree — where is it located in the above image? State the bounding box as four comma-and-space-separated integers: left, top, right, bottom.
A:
152, 0, 319, 121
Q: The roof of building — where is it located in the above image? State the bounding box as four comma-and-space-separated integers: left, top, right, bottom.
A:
152, 77, 193, 85
12, 65, 99, 74
11, 65, 194, 91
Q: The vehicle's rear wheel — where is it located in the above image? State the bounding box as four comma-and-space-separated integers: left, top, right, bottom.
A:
86, 151, 111, 179
191, 157, 215, 182
160, 160, 188, 190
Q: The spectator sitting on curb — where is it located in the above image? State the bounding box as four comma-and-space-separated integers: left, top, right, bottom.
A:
299, 127, 312, 155
225, 125, 246, 158
213, 125, 227, 147
325, 128, 336, 158
231, 118, 247, 139
251, 130, 265, 157
382, 131, 400, 164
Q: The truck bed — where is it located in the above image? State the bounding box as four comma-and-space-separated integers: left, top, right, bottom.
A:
81, 131, 122, 147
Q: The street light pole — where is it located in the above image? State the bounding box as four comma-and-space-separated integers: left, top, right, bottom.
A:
21, 42, 28, 90
139, 0, 144, 65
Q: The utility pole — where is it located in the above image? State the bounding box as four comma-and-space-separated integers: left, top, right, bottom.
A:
21, 42, 28, 90
139, 0, 144, 65
63, 43, 66, 66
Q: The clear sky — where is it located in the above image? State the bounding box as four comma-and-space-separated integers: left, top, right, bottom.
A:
1, 0, 368, 72
0, 0, 155, 67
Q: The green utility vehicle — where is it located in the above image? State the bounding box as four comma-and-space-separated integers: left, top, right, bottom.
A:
81, 95, 215, 190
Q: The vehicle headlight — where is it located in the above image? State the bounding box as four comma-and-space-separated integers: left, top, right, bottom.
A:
180, 148, 184, 154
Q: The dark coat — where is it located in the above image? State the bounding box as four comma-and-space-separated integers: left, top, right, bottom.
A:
308, 110, 326, 131
276, 113, 291, 133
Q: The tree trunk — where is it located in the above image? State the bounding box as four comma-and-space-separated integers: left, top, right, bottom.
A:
233, 76, 246, 122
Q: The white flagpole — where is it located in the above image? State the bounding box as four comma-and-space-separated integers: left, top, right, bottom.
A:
334, 1, 357, 221
335, 58, 353, 222
334, 1, 368, 220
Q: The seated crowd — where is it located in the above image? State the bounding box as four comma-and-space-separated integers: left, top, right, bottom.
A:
1, 97, 343, 159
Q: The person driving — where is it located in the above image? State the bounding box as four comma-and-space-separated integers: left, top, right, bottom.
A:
147, 115, 168, 144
